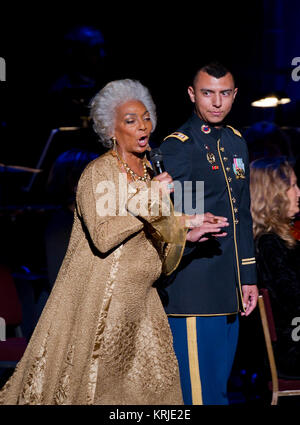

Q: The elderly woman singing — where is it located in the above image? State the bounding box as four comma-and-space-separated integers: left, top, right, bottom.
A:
0, 79, 228, 405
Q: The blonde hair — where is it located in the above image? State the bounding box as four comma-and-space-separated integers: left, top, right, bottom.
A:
250, 157, 296, 248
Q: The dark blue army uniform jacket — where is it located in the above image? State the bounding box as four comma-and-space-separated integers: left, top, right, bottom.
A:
159, 113, 257, 316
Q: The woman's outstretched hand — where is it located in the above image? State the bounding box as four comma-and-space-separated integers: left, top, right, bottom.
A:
185, 212, 229, 242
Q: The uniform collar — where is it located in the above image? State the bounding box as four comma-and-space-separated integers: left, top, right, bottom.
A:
189, 112, 222, 140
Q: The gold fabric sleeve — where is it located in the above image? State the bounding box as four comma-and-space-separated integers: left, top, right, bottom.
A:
76, 163, 146, 254
127, 182, 188, 275
76, 158, 187, 274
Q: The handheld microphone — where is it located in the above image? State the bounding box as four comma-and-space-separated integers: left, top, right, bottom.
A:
149, 148, 165, 176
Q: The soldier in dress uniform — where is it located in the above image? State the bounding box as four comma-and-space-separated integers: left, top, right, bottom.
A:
159, 62, 258, 405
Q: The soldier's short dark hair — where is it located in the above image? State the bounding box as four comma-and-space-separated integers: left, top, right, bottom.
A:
192, 61, 235, 87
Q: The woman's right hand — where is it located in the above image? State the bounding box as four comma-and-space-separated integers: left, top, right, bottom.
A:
152, 172, 174, 193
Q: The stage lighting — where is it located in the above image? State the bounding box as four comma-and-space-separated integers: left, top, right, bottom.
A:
251, 92, 291, 107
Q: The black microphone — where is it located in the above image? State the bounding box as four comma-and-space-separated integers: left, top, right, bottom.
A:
149, 148, 165, 176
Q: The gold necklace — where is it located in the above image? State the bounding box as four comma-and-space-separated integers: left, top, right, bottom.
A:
113, 150, 150, 182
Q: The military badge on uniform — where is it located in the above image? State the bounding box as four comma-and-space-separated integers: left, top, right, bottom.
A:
205, 145, 219, 169
206, 152, 216, 164
206, 152, 219, 169
201, 124, 211, 134
233, 158, 246, 179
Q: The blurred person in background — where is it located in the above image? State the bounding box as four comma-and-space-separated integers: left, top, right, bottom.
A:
250, 156, 300, 378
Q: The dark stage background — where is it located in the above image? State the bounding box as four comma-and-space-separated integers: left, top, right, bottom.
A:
1, 1, 299, 166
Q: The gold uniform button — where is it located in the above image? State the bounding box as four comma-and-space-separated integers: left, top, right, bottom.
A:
223, 157, 228, 161
235, 219, 239, 224
234, 208, 238, 213
220, 147, 225, 152
232, 197, 236, 203
226, 167, 230, 172
228, 177, 232, 182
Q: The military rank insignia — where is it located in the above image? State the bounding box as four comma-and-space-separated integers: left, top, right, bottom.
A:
163, 132, 189, 142
233, 158, 246, 179
201, 124, 211, 134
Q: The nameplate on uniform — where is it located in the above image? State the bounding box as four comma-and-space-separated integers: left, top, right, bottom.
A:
164, 132, 189, 142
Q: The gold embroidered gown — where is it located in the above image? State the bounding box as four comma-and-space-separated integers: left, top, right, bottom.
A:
0, 152, 186, 405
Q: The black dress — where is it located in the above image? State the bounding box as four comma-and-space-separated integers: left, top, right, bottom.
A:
255, 232, 300, 378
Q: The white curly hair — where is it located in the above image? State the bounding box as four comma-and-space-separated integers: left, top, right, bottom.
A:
90, 79, 157, 148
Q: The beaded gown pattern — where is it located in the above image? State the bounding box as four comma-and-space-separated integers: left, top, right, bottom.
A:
0, 152, 184, 405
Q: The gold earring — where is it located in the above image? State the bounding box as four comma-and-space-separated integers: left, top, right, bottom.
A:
112, 137, 117, 150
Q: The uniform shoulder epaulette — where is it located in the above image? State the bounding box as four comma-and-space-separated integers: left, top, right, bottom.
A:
163, 132, 189, 142
226, 125, 242, 138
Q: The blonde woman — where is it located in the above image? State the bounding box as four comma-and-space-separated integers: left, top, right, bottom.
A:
250, 157, 300, 377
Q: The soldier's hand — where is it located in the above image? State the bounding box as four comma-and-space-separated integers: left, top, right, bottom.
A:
240, 284, 258, 316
